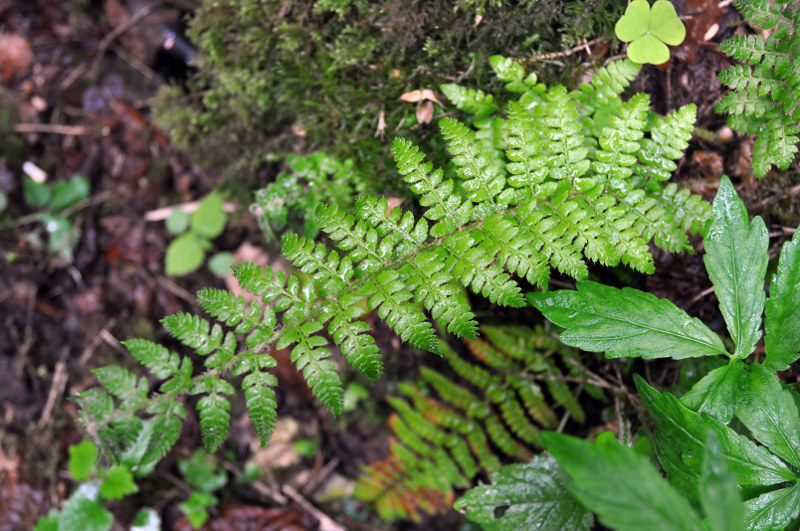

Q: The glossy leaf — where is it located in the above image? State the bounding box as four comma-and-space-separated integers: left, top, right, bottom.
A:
735, 364, 800, 469
543, 431, 703, 531
744, 483, 800, 531
637, 376, 795, 497
764, 228, 800, 370
699, 430, 745, 531
528, 281, 727, 360
455, 454, 592, 530
703, 176, 768, 358
681, 359, 746, 423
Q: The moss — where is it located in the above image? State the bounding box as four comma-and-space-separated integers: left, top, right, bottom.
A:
155, 0, 624, 196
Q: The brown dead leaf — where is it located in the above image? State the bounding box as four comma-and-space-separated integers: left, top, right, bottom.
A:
398, 88, 442, 106
416, 100, 434, 125
0, 34, 33, 81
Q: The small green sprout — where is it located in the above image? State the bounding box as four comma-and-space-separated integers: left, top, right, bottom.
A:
615, 0, 686, 64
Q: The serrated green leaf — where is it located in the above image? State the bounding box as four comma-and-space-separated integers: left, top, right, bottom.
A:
764, 228, 800, 370
454, 454, 592, 530
179, 491, 216, 529
527, 281, 728, 360
703, 176, 768, 358
178, 451, 227, 493
543, 431, 703, 531
744, 482, 800, 531
735, 364, 800, 469
636, 376, 795, 498
190, 192, 227, 238
68, 440, 98, 482
681, 359, 746, 423
100, 464, 138, 500
33, 514, 59, 531
59, 490, 113, 531
165, 232, 207, 276
700, 430, 745, 531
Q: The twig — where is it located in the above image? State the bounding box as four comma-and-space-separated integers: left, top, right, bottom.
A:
530, 38, 601, 62
754, 183, 800, 209
282, 484, 345, 531
689, 285, 715, 305
14, 284, 36, 379
13, 123, 93, 136
144, 200, 237, 222
91, 0, 164, 80
219, 460, 288, 505
38, 357, 68, 429
301, 457, 340, 497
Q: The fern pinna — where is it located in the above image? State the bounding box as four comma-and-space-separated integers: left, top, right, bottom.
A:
77, 57, 708, 462
716, 0, 800, 177
353, 325, 600, 521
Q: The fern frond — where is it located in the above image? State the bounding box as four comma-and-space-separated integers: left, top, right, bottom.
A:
440, 83, 498, 117
92, 366, 148, 410
356, 325, 587, 520
190, 376, 235, 453
717, 0, 800, 176
121, 339, 181, 379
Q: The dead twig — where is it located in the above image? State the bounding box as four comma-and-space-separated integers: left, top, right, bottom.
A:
38, 357, 68, 429
13, 123, 93, 136
90, 0, 164, 80
282, 484, 345, 531
219, 460, 288, 505
144, 199, 236, 222
530, 38, 601, 62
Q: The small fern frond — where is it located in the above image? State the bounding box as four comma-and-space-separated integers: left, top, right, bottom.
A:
191, 377, 235, 453
717, 0, 800, 176
356, 325, 590, 521
440, 83, 498, 117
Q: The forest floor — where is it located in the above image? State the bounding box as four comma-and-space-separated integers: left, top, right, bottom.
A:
1, 1, 799, 530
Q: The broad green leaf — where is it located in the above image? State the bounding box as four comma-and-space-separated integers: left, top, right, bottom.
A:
68, 440, 97, 482
543, 431, 703, 531
764, 228, 800, 370
178, 451, 227, 493
615, 0, 650, 42
454, 454, 592, 531
628, 34, 670, 65
650, 0, 686, 45
700, 430, 745, 531
636, 376, 795, 495
100, 464, 138, 500
208, 251, 233, 277
131, 508, 161, 531
49, 175, 90, 213
179, 491, 217, 529
527, 281, 728, 360
744, 482, 800, 530
23, 176, 51, 207
681, 359, 746, 423
166, 208, 190, 235
615, 0, 685, 64
59, 488, 113, 531
165, 232, 207, 276
190, 192, 227, 239
735, 364, 800, 469
33, 514, 59, 531
703, 176, 768, 358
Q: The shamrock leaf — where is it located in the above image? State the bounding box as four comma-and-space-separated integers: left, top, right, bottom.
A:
615, 0, 686, 64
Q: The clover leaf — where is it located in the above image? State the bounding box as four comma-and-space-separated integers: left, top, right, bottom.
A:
615, 0, 686, 64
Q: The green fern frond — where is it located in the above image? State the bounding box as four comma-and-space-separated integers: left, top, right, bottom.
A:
717, 0, 800, 177
83, 56, 709, 462
440, 83, 498, 117
355, 325, 589, 521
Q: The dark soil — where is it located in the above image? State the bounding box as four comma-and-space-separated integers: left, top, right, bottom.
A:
0, 1, 798, 530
